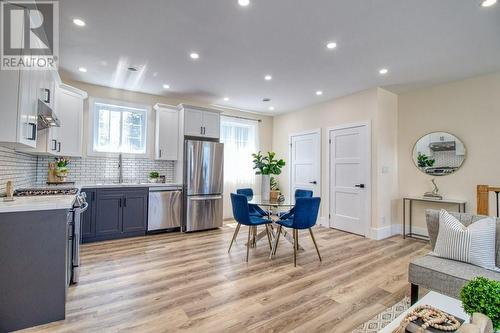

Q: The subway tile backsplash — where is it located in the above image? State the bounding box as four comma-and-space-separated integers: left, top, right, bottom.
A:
36, 156, 175, 185
0, 147, 38, 195
0, 146, 176, 195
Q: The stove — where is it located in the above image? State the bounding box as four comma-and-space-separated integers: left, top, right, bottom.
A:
14, 187, 79, 196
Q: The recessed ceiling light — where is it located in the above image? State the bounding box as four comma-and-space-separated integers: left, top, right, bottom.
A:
269, 106, 275, 111
379, 68, 389, 75
238, 0, 250, 6
78, 67, 87, 73
223, 97, 229, 101
264, 75, 272, 81
326, 42, 337, 50
481, 0, 497, 7
73, 18, 86, 27
162, 84, 170, 89
190, 52, 200, 60
316, 90, 323, 96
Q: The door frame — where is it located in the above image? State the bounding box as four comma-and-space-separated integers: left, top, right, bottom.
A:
288, 128, 322, 200
327, 121, 371, 236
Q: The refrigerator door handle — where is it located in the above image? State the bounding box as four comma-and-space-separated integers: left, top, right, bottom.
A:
189, 195, 222, 201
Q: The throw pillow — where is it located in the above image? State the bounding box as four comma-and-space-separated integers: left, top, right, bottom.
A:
432, 209, 500, 272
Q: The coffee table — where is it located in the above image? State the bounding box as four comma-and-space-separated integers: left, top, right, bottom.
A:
380, 291, 468, 333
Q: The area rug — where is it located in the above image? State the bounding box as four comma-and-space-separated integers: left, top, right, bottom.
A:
352, 297, 410, 333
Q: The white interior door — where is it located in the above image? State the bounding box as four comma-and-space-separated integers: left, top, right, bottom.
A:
289, 130, 321, 199
329, 124, 370, 236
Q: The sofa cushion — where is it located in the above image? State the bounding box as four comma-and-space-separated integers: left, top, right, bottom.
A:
409, 255, 500, 299
426, 209, 500, 266
433, 210, 499, 271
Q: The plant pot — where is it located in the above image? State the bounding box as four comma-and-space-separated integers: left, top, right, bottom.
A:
261, 175, 270, 201
270, 190, 280, 203
148, 178, 159, 183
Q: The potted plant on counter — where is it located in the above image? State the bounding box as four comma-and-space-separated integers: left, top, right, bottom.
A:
55, 157, 70, 182
252, 151, 285, 200
149, 171, 160, 183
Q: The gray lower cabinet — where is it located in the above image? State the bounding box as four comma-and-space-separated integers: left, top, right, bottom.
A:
82, 188, 147, 243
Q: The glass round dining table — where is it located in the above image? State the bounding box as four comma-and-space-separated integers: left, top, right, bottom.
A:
245, 195, 304, 252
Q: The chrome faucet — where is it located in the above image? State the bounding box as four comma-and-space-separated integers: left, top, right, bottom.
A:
118, 153, 123, 184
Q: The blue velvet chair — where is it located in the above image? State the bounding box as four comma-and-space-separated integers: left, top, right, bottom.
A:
272, 197, 321, 266
278, 189, 313, 220
229, 193, 273, 262
236, 188, 268, 218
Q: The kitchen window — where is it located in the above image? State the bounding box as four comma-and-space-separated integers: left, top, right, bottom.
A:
90, 99, 148, 155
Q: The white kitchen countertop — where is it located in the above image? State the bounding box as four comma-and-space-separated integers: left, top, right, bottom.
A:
0, 195, 77, 214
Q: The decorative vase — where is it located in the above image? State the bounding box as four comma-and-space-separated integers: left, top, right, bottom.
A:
261, 174, 270, 200
55, 167, 68, 182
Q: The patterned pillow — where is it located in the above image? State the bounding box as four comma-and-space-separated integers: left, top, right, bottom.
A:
432, 209, 500, 272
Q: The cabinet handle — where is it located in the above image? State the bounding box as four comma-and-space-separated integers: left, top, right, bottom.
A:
200, 126, 203, 135
119, 198, 122, 207
57, 142, 61, 152
28, 123, 36, 140
92, 192, 95, 201
51, 139, 57, 151
159, 149, 162, 158
123, 198, 127, 207
43, 88, 51, 104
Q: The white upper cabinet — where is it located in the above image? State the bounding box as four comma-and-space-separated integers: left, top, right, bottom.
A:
154, 104, 179, 160
180, 105, 221, 139
53, 84, 87, 157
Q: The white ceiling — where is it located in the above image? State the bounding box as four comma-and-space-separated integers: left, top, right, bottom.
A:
59, 0, 500, 114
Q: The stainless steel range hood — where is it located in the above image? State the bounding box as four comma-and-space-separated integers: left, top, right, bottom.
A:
37, 99, 60, 130
429, 141, 455, 151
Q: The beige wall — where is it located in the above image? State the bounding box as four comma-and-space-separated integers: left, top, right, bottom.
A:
272, 87, 398, 237
398, 72, 500, 231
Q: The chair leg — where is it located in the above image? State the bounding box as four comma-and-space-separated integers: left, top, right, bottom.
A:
228, 223, 241, 253
246, 225, 251, 262
293, 229, 298, 267
309, 227, 322, 262
270, 225, 282, 258
410, 283, 419, 305
265, 224, 272, 251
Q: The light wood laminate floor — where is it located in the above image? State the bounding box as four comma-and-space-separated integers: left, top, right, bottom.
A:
21, 224, 428, 333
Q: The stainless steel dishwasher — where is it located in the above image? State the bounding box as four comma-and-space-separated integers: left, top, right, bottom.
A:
148, 187, 182, 233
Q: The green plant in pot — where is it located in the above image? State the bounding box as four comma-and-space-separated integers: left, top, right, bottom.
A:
55, 157, 70, 181
460, 277, 500, 331
149, 171, 160, 183
417, 152, 435, 169
251, 151, 285, 200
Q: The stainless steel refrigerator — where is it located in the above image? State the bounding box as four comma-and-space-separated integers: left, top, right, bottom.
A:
183, 140, 224, 232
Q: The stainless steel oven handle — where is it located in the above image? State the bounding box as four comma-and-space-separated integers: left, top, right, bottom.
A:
76, 201, 89, 213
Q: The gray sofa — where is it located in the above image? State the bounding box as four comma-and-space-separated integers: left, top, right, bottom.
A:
408, 209, 500, 304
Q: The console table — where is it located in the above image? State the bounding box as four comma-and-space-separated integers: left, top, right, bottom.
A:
403, 196, 466, 240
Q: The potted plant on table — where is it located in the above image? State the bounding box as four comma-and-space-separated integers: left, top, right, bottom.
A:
55, 157, 70, 182
460, 277, 500, 332
251, 151, 285, 200
270, 176, 281, 203
149, 171, 160, 183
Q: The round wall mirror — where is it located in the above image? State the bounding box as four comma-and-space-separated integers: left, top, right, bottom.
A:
412, 132, 466, 176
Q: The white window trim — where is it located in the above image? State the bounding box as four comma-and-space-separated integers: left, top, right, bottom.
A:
87, 97, 151, 158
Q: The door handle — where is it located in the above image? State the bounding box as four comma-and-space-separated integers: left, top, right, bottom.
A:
190, 195, 222, 201
309, 181, 317, 185
354, 184, 365, 188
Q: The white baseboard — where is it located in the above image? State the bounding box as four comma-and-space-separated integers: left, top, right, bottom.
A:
318, 216, 329, 227
369, 225, 394, 240
391, 224, 428, 237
